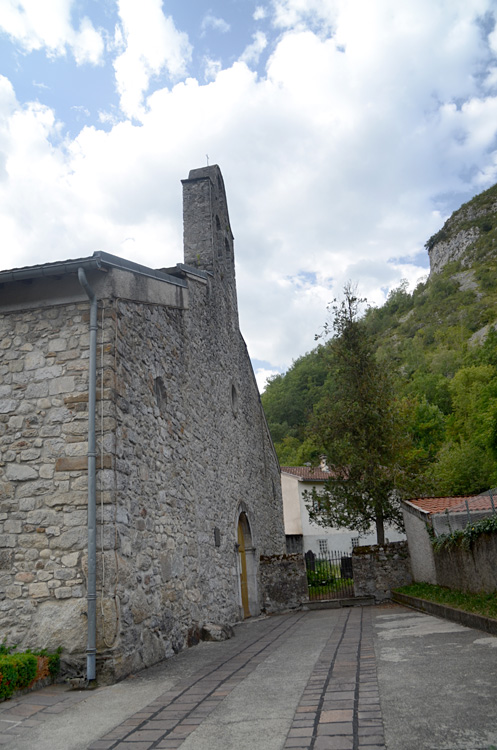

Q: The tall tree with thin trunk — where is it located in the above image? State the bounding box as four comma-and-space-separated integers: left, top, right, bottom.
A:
306, 285, 418, 544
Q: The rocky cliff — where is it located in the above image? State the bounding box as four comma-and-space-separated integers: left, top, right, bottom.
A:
427, 183, 497, 274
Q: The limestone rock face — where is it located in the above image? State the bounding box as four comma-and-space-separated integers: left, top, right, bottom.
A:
427, 186, 497, 274
429, 227, 480, 274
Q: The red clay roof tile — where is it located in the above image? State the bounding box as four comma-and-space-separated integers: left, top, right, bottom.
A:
407, 490, 497, 516
280, 466, 336, 481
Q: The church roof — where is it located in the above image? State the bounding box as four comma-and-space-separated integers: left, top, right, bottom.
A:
0, 250, 203, 287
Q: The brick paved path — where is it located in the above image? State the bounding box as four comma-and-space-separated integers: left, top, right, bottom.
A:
284, 608, 384, 750
0, 685, 91, 744
88, 612, 311, 750
0, 608, 385, 750
84, 607, 383, 750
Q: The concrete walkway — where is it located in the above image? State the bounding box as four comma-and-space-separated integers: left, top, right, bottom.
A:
1, 604, 496, 750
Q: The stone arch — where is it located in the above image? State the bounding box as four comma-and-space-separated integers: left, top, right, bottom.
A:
235, 507, 259, 619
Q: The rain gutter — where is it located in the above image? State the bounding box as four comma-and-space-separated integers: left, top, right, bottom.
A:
77, 268, 98, 682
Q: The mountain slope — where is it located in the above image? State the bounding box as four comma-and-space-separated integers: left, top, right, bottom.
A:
262, 183, 497, 494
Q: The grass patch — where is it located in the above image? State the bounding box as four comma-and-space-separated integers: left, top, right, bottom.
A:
396, 582, 497, 620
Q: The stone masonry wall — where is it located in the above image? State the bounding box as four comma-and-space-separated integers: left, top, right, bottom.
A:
0, 301, 116, 673
259, 554, 308, 612
106, 267, 286, 679
0, 166, 288, 683
352, 541, 412, 602
0, 266, 286, 682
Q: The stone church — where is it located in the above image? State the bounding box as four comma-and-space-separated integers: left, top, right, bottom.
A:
0, 166, 306, 682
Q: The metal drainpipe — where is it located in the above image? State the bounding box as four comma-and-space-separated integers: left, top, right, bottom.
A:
78, 268, 97, 682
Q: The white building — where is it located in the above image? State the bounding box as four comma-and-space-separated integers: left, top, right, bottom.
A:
281, 466, 406, 556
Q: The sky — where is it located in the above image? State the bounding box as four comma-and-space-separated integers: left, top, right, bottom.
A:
1, 0, 497, 391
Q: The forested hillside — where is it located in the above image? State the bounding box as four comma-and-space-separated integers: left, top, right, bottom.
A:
262, 183, 497, 496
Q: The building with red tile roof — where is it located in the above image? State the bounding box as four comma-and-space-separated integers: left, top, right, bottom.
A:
281, 465, 405, 556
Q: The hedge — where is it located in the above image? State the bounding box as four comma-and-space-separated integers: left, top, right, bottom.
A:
0, 653, 37, 701
0, 645, 62, 702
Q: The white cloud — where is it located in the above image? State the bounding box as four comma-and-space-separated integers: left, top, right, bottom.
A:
201, 14, 231, 35
71, 105, 90, 119
270, 0, 337, 30
254, 7, 268, 21
0, 0, 104, 64
1, 1, 497, 374
239, 32, 268, 65
113, 0, 192, 119
72, 16, 105, 65
203, 57, 223, 82
255, 367, 281, 393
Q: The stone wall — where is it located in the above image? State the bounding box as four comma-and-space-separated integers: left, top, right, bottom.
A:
0, 166, 289, 683
434, 533, 497, 594
0, 301, 116, 671
106, 270, 286, 679
259, 554, 308, 612
352, 542, 412, 602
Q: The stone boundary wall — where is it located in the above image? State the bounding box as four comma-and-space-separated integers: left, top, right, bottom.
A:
259, 553, 308, 612
352, 541, 412, 602
434, 532, 497, 594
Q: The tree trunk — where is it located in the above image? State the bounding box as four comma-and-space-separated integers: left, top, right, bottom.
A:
375, 507, 385, 545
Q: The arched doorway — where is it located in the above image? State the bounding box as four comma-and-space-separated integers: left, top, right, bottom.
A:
236, 512, 259, 619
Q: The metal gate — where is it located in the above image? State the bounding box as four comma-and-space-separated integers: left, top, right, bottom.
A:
304, 550, 354, 600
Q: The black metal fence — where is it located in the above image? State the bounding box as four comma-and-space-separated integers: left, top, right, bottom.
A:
304, 550, 355, 600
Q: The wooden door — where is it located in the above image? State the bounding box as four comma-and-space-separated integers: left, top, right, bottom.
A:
237, 519, 250, 618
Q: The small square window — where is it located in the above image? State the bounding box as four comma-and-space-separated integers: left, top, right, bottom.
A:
318, 539, 328, 556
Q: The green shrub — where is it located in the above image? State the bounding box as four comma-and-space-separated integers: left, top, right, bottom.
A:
307, 568, 335, 587
0, 645, 62, 702
0, 639, 16, 656
0, 658, 17, 701
0, 653, 37, 700
11, 654, 37, 690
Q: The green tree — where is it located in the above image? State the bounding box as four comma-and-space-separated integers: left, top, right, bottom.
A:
428, 364, 497, 493
429, 440, 496, 495
306, 286, 424, 544
261, 345, 331, 463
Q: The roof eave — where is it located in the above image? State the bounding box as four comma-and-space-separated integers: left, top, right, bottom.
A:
0, 251, 187, 289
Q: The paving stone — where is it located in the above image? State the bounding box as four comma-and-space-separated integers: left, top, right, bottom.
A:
124, 728, 166, 740
317, 722, 354, 735
314, 736, 353, 749
320, 709, 354, 722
